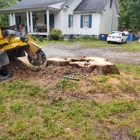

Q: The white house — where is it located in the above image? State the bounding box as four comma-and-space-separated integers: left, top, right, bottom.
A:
0, 0, 120, 37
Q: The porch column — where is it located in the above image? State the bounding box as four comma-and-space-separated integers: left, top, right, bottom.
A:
13, 13, 16, 25
46, 10, 50, 33
9, 13, 13, 26
26, 12, 30, 32
30, 11, 33, 32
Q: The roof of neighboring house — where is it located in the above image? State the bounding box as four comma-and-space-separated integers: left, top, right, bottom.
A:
0, 0, 65, 11
74, 0, 109, 12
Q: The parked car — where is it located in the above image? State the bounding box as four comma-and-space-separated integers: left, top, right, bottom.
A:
111, 31, 121, 34
123, 31, 129, 36
107, 32, 127, 44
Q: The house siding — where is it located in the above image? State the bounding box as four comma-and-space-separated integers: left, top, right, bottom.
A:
2, 0, 119, 36
55, 11, 63, 30
100, 0, 118, 34
73, 13, 100, 35
61, 0, 82, 34
112, 2, 118, 31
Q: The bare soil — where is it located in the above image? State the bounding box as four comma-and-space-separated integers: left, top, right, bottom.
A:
3, 43, 140, 140
7, 42, 140, 103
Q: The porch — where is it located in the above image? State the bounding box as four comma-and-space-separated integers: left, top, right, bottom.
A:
9, 10, 56, 36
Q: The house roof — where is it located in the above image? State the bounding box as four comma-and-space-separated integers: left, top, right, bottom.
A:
0, 0, 120, 15
74, 0, 109, 12
61, 0, 72, 7
0, 0, 65, 11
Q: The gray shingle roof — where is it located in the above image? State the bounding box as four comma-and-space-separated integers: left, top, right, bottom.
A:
0, 0, 109, 12
1, 0, 65, 11
74, 0, 109, 12
61, 0, 72, 7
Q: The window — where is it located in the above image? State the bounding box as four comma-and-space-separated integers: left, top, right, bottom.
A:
70, 15, 73, 27
110, 0, 113, 8
68, 14, 73, 28
83, 15, 89, 28
80, 15, 92, 28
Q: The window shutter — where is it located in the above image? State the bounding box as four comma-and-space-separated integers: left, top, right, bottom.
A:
44, 14, 47, 25
68, 14, 71, 28
89, 15, 92, 28
80, 15, 83, 28
110, 0, 113, 8
50, 14, 54, 28
18, 16, 21, 24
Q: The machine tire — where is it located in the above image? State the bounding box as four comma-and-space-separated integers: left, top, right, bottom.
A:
27, 49, 46, 66
0, 66, 13, 80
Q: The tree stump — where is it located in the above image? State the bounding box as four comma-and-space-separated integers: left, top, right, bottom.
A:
46, 57, 120, 74
46, 58, 70, 66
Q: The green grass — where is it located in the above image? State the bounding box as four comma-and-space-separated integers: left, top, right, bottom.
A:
43, 39, 140, 52
0, 81, 140, 140
116, 63, 140, 78
1, 40, 140, 139
56, 78, 78, 92
99, 76, 109, 83
80, 40, 140, 52
121, 41, 140, 52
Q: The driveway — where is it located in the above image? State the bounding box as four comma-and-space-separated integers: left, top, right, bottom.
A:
42, 43, 140, 64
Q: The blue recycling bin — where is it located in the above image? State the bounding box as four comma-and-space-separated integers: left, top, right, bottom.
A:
100, 34, 107, 41
129, 35, 134, 41
69, 35, 74, 40
127, 34, 130, 40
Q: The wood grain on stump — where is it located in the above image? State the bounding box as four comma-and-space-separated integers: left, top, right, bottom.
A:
46, 57, 120, 74
46, 58, 70, 66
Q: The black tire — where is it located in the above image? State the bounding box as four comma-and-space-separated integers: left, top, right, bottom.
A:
125, 39, 127, 43
0, 66, 13, 80
120, 40, 123, 44
28, 49, 46, 66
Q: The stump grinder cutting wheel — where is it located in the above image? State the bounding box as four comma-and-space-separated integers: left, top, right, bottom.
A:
0, 25, 46, 80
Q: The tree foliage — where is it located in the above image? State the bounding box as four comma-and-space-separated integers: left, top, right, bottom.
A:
119, 0, 140, 30
0, 0, 17, 25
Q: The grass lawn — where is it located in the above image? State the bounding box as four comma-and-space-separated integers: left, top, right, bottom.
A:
43, 38, 140, 52
0, 40, 140, 140
81, 40, 140, 52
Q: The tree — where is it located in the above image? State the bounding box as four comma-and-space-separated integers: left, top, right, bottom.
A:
119, 0, 140, 30
0, 0, 17, 25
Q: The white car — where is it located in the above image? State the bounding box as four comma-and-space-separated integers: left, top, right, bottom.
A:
123, 31, 129, 36
107, 32, 127, 44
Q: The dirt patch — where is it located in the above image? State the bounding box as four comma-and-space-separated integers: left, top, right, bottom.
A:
6, 56, 139, 103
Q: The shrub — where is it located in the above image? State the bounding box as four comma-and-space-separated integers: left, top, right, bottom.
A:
50, 28, 63, 40
91, 36, 99, 41
82, 35, 91, 40
73, 35, 99, 41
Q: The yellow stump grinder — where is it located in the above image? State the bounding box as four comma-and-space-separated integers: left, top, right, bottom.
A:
0, 25, 46, 80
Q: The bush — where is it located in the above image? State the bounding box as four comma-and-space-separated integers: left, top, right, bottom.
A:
82, 35, 91, 40
70, 35, 99, 41
91, 36, 99, 41
50, 28, 63, 40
